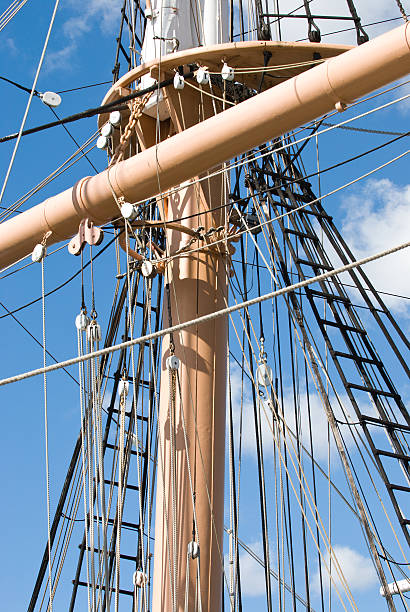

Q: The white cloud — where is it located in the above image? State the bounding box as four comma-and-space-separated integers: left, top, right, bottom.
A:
228, 365, 367, 463
339, 179, 410, 316
312, 544, 377, 594
45, 0, 122, 72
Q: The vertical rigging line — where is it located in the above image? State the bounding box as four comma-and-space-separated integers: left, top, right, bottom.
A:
41, 258, 53, 612
77, 325, 92, 612
0, 0, 61, 203
124, 221, 149, 610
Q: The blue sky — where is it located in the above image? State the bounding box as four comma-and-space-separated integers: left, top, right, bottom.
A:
0, 0, 409, 610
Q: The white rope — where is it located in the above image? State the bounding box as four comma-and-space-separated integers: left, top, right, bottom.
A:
0, 0, 29, 31
77, 327, 92, 612
0, 0, 61, 203
41, 258, 53, 612
1, 239, 408, 386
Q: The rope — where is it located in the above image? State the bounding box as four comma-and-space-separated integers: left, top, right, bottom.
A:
1, 239, 409, 387
115, 384, 126, 612
0, 0, 29, 31
168, 364, 178, 612
109, 92, 152, 166
0, 0, 61, 203
77, 327, 92, 611
41, 258, 53, 612
395, 0, 408, 21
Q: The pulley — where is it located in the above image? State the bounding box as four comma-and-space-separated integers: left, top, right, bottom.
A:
221, 63, 234, 81
120, 201, 138, 221
196, 67, 210, 85
75, 311, 89, 331
256, 361, 273, 388
87, 320, 102, 343
109, 110, 121, 126
118, 378, 129, 397
133, 570, 147, 588
188, 541, 200, 559
166, 355, 180, 370
141, 259, 157, 279
173, 73, 185, 90
100, 122, 113, 138
40, 91, 62, 108
96, 135, 109, 150
31, 243, 46, 263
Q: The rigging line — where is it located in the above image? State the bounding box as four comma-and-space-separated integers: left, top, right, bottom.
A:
234, 262, 410, 303
0, 136, 98, 221
0, 234, 119, 319
0, 70, 195, 145
231, 345, 361, 518
236, 13, 404, 39
395, 0, 408, 22
48, 107, 99, 174
0, 0, 29, 31
225, 531, 318, 611
162, 148, 410, 267
41, 257, 53, 611
0, 0, 62, 203
2, 238, 409, 386
130, 92, 410, 209
56, 81, 112, 94
135, 127, 408, 232
320, 121, 407, 137
0, 75, 40, 96
0, 301, 79, 385
296, 15, 410, 41
226, 289, 359, 611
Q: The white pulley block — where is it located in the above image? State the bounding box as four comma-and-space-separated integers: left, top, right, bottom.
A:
196, 68, 210, 85
75, 312, 89, 331
87, 321, 102, 342
41, 91, 62, 107
221, 63, 234, 81
257, 362, 273, 388
173, 73, 185, 90
31, 243, 46, 262
188, 541, 200, 559
96, 135, 109, 149
101, 122, 113, 137
118, 379, 129, 397
166, 355, 180, 370
133, 570, 147, 587
120, 202, 138, 221
109, 110, 121, 126
141, 259, 157, 279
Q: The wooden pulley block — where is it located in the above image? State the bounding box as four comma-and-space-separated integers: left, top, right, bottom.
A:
68, 218, 104, 255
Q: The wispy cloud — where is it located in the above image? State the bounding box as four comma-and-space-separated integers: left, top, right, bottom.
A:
45, 0, 122, 72
312, 544, 377, 594
228, 365, 368, 463
339, 178, 410, 316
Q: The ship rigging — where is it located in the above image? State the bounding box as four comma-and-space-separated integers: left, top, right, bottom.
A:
0, 0, 409, 610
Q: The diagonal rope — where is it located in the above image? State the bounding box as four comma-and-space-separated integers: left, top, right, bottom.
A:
1, 238, 408, 387
0, 0, 61, 203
